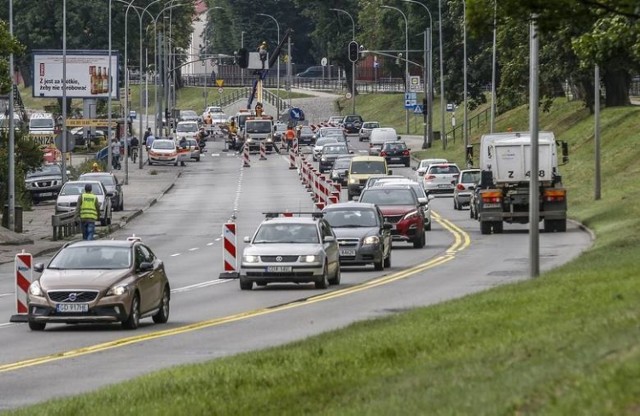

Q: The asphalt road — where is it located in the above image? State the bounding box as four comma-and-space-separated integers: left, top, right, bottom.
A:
0, 134, 592, 410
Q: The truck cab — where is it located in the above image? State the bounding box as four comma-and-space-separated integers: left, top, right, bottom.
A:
244, 116, 274, 152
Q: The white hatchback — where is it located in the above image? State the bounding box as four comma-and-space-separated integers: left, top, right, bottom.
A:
422, 163, 461, 195
148, 139, 179, 166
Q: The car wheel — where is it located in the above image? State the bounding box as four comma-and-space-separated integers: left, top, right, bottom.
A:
119, 201, 124, 211
239, 276, 253, 290
152, 287, 170, 324
480, 221, 492, 235
373, 255, 384, 271
328, 262, 341, 285
174, 161, 178, 166
404, 161, 410, 167
196, 157, 200, 162
413, 231, 425, 248
28, 320, 46, 331
383, 249, 391, 268
426, 221, 432, 231
453, 198, 459, 210
122, 294, 140, 330
315, 263, 329, 289
148, 161, 153, 166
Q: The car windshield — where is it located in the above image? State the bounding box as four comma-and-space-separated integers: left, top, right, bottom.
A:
186, 139, 198, 146
382, 182, 425, 198
60, 183, 104, 196
364, 123, 379, 129
333, 159, 352, 169
152, 141, 175, 150
323, 145, 347, 154
245, 122, 272, 133
80, 175, 115, 187
429, 165, 460, 175
181, 111, 197, 118
253, 223, 319, 244
384, 142, 407, 151
27, 164, 61, 177
49, 246, 131, 270
321, 129, 343, 136
324, 209, 379, 228
316, 138, 338, 147
360, 189, 416, 206
350, 161, 386, 174
300, 127, 313, 135
29, 119, 54, 128
176, 123, 198, 132
275, 125, 287, 132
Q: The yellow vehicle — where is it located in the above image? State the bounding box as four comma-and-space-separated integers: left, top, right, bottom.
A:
346, 155, 391, 200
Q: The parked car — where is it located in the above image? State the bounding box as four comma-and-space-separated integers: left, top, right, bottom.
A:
295, 66, 324, 78
323, 202, 392, 270
55, 180, 112, 226
240, 213, 340, 290
453, 168, 481, 210
358, 121, 380, 142
422, 163, 461, 194
148, 139, 179, 166
25, 163, 64, 204
26, 237, 171, 331
380, 141, 411, 167
342, 115, 363, 134
79, 172, 124, 212
358, 185, 426, 248
318, 143, 351, 173
414, 158, 449, 178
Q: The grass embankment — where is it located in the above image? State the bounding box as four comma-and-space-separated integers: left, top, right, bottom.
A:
7, 97, 640, 415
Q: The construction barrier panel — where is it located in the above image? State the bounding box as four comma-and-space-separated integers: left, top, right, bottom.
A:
242, 144, 251, 168
219, 222, 239, 279
10, 251, 32, 323
259, 141, 267, 160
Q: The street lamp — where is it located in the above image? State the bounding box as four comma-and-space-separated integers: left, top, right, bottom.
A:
438, 0, 446, 149
402, 0, 433, 149
490, 0, 497, 133
330, 8, 356, 115
463, 0, 469, 150
8, 0, 15, 231
381, 5, 409, 134
257, 13, 281, 119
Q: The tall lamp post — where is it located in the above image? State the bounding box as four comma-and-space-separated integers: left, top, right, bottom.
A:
438, 0, 446, 149
381, 5, 409, 134
490, 0, 497, 133
257, 13, 281, 119
402, 0, 433, 149
330, 8, 356, 115
8, 0, 15, 231
463, 0, 468, 150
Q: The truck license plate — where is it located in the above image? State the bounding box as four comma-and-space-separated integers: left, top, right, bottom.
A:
483, 203, 501, 208
56, 303, 89, 313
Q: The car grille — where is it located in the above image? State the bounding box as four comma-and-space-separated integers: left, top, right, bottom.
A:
260, 255, 299, 262
48, 290, 99, 303
337, 238, 359, 247
35, 180, 58, 188
385, 215, 404, 224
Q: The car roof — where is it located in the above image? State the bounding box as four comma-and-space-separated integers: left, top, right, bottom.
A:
65, 239, 138, 249
351, 155, 386, 162
262, 217, 320, 225
323, 202, 378, 211
79, 172, 115, 177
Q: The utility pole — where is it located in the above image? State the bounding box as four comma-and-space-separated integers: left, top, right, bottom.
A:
529, 14, 540, 278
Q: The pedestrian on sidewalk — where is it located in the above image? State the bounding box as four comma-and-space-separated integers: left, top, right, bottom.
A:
76, 183, 101, 241
111, 138, 122, 170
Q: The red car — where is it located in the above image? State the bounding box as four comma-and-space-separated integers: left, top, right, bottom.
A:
358, 186, 426, 248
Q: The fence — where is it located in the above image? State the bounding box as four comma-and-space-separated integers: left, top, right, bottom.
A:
51, 211, 81, 241
445, 107, 491, 144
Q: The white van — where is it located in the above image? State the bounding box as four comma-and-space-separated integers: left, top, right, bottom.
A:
369, 127, 400, 155
28, 113, 56, 135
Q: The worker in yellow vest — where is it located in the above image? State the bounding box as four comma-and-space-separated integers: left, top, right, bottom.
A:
76, 183, 101, 240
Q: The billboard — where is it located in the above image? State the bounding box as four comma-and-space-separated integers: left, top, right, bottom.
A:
32, 50, 119, 99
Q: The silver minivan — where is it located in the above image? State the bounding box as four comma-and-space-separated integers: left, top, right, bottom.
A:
368, 127, 400, 155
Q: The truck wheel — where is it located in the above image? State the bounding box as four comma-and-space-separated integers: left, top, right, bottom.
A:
493, 221, 503, 234
480, 221, 492, 235
544, 219, 567, 233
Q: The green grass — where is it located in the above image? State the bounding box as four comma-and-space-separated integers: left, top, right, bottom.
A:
6, 97, 640, 415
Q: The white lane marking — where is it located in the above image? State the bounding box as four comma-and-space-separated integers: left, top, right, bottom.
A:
207, 242, 214, 246
0, 293, 13, 298
170, 253, 181, 257
214, 237, 221, 241
0, 323, 16, 329
210, 153, 220, 157
171, 279, 231, 293
188, 247, 199, 252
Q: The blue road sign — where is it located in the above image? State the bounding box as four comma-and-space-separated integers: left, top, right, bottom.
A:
289, 107, 304, 120
446, 103, 455, 112
413, 104, 423, 114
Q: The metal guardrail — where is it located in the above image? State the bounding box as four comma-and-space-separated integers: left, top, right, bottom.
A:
446, 107, 491, 144
51, 211, 81, 241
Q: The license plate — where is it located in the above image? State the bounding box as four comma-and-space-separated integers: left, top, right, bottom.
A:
340, 249, 356, 256
438, 184, 452, 188
390, 157, 401, 161
266, 266, 292, 273
483, 203, 501, 208
39, 192, 53, 197
56, 303, 89, 313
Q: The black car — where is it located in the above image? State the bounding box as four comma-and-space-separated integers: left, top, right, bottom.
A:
318, 144, 351, 173
297, 125, 316, 146
330, 155, 355, 186
25, 163, 64, 204
342, 115, 363, 134
380, 141, 411, 167
323, 202, 392, 270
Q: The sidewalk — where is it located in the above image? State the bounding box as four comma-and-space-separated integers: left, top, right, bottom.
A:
0, 156, 181, 265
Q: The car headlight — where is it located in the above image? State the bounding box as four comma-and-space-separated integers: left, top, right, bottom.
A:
403, 210, 420, 221
349, 177, 358, 184
301, 255, 319, 263
321, 157, 327, 161
363, 236, 380, 245
243, 255, 259, 263
28, 281, 43, 297
267, 138, 273, 143
106, 285, 127, 296
247, 138, 254, 143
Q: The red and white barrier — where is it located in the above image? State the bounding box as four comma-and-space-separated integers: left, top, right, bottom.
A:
10, 251, 32, 322
259, 141, 267, 160
288, 140, 297, 169
242, 143, 251, 168
219, 222, 239, 279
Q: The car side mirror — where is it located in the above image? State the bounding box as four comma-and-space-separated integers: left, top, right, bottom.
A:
469, 185, 475, 191
243, 236, 251, 243
107, 192, 115, 197
139, 261, 154, 272
388, 170, 393, 175
34, 263, 44, 273
397, 136, 402, 140
382, 223, 393, 230
418, 198, 428, 206
344, 170, 349, 176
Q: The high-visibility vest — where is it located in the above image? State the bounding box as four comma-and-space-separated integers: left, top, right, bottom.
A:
285, 130, 295, 141
79, 193, 99, 221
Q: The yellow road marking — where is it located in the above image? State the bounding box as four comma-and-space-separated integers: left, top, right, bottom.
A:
0, 215, 470, 374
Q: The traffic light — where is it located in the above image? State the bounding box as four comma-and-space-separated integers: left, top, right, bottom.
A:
237, 48, 249, 69
348, 41, 359, 63
422, 98, 428, 115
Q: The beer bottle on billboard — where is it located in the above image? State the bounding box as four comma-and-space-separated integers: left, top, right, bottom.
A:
102, 67, 108, 94
90, 66, 96, 95
96, 67, 102, 94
